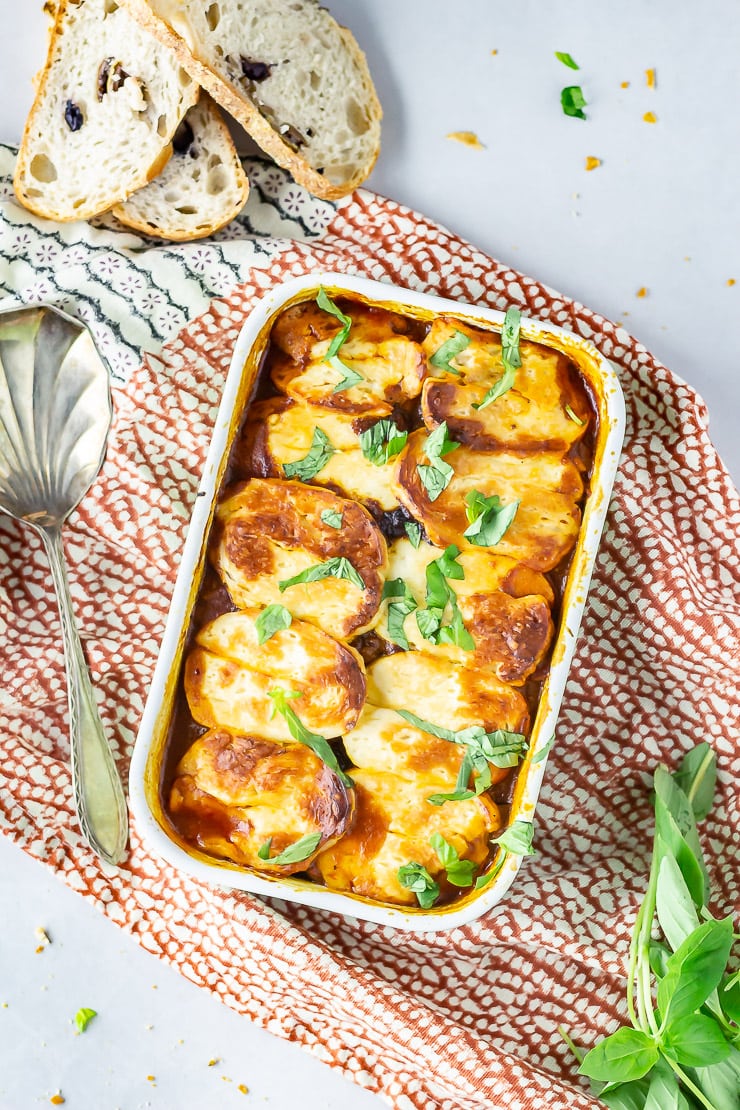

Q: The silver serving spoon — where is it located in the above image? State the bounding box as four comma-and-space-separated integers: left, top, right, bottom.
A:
0, 303, 128, 865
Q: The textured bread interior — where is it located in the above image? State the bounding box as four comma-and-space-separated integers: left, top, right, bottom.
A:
146, 0, 381, 187
15, 0, 198, 220
113, 96, 248, 238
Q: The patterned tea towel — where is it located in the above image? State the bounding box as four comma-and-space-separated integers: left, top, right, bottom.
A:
1, 143, 738, 1110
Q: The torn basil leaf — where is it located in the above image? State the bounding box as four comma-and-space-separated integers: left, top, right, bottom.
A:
473, 307, 522, 410
417, 422, 460, 502
329, 355, 364, 393
429, 330, 470, 375
492, 820, 535, 856
316, 287, 351, 355
555, 51, 580, 70
257, 838, 272, 860
255, 603, 292, 645
404, 521, 422, 548
463, 489, 520, 547
283, 427, 336, 481
359, 419, 408, 465
561, 84, 587, 119
430, 833, 476, 887
531, 733, 555, 765
260, 832, 322, 866
320, 508, 343, 529
279, 556, 365, 593
268, 687, 353, 787
74, 1008, 97, 1034
382, 577, 418, 650
397, 862, 440, 909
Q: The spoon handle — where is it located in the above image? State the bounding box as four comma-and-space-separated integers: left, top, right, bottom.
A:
41, 525, 129, 866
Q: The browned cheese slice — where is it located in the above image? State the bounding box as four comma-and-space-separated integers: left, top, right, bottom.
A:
169, 728, 354, 874
237, 396, 401, 513
210, 479, 388, 638
269, 299, 426, 415
184, 609, 366, 740
365, 652, 529, 735
396, 430, 583, 571
375, 537, 553, 684
314, 768, 499, 906
422, 317, 591, 451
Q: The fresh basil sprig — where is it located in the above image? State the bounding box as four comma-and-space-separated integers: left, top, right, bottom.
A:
254, 603, 292, 645
283, 427, 336, 481
417, 421, 460, 502
382, 577, 418, 651
566, 743, 740, 1109
257, 832, 322, 865
430, 833, 476, 887
316, 287, 364, 393
359, 419, 408, 466
474, 307, 522, 410
429, 330, 470, 375
268, 687, 353, 788
463, 489, 520, 547
278, 556, 365, 593
397, 862, 440, 909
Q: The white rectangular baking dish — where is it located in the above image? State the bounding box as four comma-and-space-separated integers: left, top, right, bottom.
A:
129, 271, 625, 932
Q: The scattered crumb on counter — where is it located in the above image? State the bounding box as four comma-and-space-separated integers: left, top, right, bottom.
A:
35, 927, 51, 952
636, 287, 649, 298
643, 111, 658, 123
645, 68, 656, 89
446, 131, 486, 149
151, 985, 158, 990
49, 1094, 65, 1106
491, 48, 498, 55
238, 1084, 249, 1095
585, 156, 601, 171
2, 1002, 8, 1008
144, 1024, 154, 1030
727, 278, 736, 286
684, 256, 691, 262
208, 1058, 220, 1067
620, 80, 630, 89
222, 1075, 233, 1083
146, 1075, 156, 1082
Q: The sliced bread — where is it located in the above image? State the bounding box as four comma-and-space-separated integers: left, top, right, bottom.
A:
121, 0, 382, 199
14, 0, 200, 222
112, 96, 249, 239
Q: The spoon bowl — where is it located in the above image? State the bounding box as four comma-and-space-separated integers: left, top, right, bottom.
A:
0, 303, 128, 865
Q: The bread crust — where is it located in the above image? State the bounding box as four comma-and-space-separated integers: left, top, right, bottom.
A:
13, 0, 199, 222
121, 0, 381, 199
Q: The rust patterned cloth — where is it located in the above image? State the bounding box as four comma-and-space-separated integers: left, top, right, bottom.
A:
1, 162, 739, 1110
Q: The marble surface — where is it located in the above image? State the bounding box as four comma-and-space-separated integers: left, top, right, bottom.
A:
1, 2, 738, 1108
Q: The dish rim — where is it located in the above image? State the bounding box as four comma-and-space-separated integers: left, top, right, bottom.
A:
129, 270, 626, 933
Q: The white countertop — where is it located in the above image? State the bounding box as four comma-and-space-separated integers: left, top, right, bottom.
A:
1, 2, 738, 1108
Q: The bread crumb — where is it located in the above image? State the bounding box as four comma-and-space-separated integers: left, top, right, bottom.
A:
208, 1058, 220, 1067
2, 1002, 8, 1008
727, 278, 736, 286
146, 1075, 155, 1082
446, 131, 486, 150
636, 287, 648, 298
620, 81, 630, 89
684, 256, 691, 262
585, 156, 601, 171
645, 68, 656, 89
35, 927, 51, 951
491, 49, 498, 55
222, 1076, 233, 1083
643, 111, 658, 123
238, 1085, 250, 1095
50, 1095, 65, 1106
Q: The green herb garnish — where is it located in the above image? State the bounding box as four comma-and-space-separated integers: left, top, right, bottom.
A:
561, 85, 587, 120
429, 833, 476, 887
359, 418, 408, 465
282, 427, 335, 481
473, 820, 536, 890
473, 307, 522, 410
555, 51, 580, 70
531, 733, 555, 765
404, 521, 422, 548
417, 421, 460, 502
268, 687, 353, 787
316, 286, 364, 393
565, 404, 585, 426
429, 330, 470, 375
382, 578, 418, 651
397, 862, 440, 909
414, 546, 474, 651
320, 508, 343, 529
463, 489, 520, 547
278, 556, 365, 593
254, 603, 292, 645
257, 832, 322, 866
74, 1008, 97, 1034
564, 743, 740, 1109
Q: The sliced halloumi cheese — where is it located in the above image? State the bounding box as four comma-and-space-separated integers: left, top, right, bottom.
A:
314, 768, 499, 906
365, 652, 529, 735
238, 396, 401, 512
185, 609, 366, 739
422, 317, 591, 451
210, 479, 388, 638
375, 537, 553, 684
269, 300, 426, 415
169, 728, 354, 874
396, 430, 583, 571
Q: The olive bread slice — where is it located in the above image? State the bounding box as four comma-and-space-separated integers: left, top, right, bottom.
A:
121, 0, 382, 199
14, 0, 199, 221
113, 95, 249, 239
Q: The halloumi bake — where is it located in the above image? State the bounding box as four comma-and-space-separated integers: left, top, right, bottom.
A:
162, 288, 597, 910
